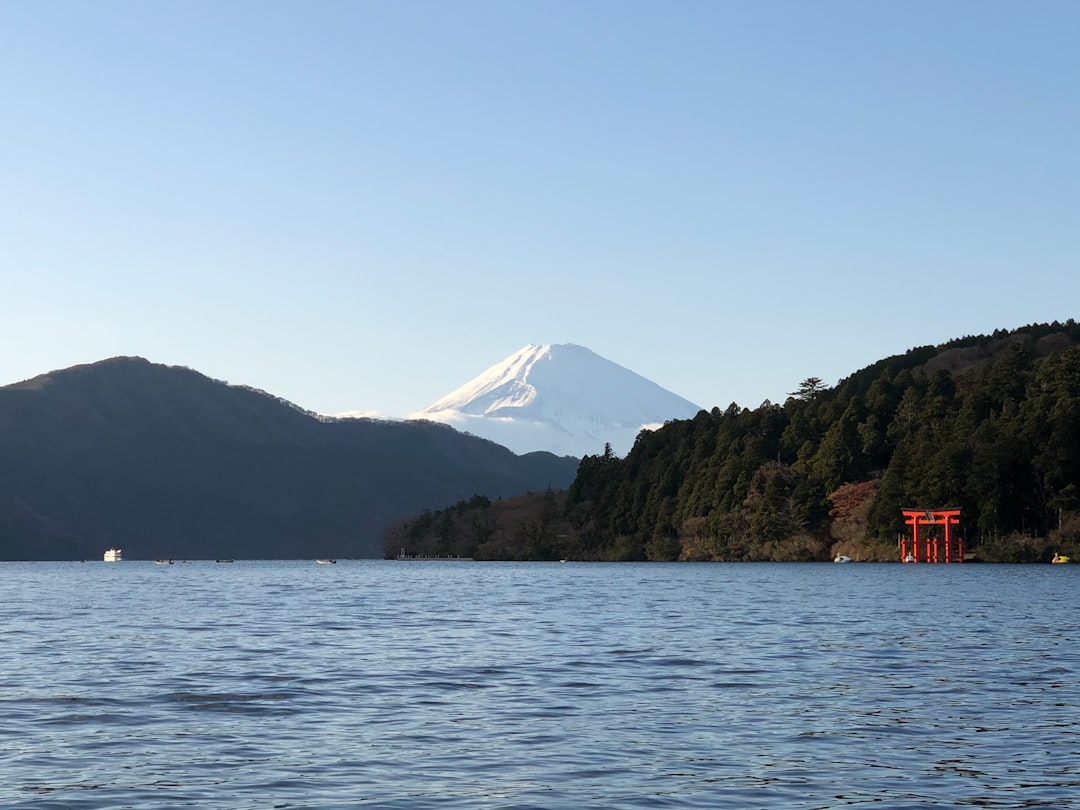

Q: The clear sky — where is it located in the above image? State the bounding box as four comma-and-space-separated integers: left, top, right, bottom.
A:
2, 1, 1077, 417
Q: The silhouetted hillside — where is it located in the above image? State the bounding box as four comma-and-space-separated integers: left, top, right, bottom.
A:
0, 358, 579, 560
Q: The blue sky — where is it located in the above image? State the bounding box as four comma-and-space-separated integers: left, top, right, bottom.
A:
2, 1, 1077, 417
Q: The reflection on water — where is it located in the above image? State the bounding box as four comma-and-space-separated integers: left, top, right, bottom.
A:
0, 560, 1077, 808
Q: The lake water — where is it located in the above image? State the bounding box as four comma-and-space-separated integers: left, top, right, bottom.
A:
1, 561, 1078, 809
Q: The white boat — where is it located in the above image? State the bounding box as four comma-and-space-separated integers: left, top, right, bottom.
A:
833, 555, 852, 563
316, 559, 337, 565
103, 548, 123, 562
903, 554, 916, 563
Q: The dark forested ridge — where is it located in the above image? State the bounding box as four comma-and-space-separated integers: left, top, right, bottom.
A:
387, 322, 1080, 563
0, 357, 579, 560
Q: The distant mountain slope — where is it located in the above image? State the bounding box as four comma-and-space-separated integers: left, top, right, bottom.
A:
415, 343, 702, 457
0, 358, 579, 560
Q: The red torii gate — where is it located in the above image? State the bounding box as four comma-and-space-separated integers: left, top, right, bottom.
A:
900, 508, 963, 563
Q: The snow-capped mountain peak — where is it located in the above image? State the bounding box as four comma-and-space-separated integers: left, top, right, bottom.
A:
413, 344, 701, 457
424, 343, 547, 416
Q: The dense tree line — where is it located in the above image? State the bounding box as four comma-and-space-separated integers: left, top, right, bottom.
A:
387, 322, 1080, 562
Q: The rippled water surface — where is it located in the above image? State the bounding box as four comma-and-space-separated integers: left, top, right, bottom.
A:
1, 561, 1078, 809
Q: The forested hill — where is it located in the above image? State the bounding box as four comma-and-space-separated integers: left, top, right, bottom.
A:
0, 357, 579, 560
386, 321, 1080, 563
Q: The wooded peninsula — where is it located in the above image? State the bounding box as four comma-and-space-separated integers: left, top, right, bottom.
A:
385, 322, 1080, 563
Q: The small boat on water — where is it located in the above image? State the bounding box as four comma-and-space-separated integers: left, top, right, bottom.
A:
316, 559, 337, 565
155, 559, 174, 565
103, 548, 122, 562
1052, 553, 1071, 564
903, 554, 916, 563
833, 555, 852, 563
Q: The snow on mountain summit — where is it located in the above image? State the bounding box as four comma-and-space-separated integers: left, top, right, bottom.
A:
414, 344, 702, 457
